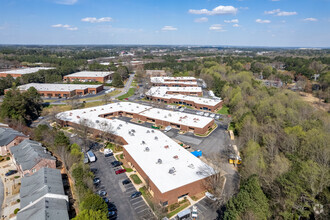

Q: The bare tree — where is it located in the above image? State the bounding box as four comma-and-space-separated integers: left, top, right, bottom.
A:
67, 95, 82, 110
73, 118, 95, 152
102, 93, 112, 105
97, 120, 115, 142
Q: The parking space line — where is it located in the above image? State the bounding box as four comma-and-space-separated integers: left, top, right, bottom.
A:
134, 204, 147, 210
130, 196, 141, 201
125, 186, 135, 190
137, 208, 149, 214
198, 203, 207, 211
131, 199, 144, 206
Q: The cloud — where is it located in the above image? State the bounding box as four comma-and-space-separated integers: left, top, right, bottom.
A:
209, 24, 226, 31
265, 9, 297, 16
81, 17, 113, 23
224, 19, 239, 23
194, 17, 208, 23
233, 24, 240, 27
303, 17, 318, 22
277, 11, 297, 16
189, 5, 238, 15
55, 0, 78, 5
264, 9, 281, 15
51, 24, 78, 31
256, 19, 271, 24
161, 26, 177, 31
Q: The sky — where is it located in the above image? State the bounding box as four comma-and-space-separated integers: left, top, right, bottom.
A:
0, 0, 329, 47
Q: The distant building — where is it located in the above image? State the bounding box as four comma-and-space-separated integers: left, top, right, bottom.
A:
9, 83, 104, 98
10, 140, 56, 176
260, 79, 283, 88
0, 67, 54, 78
17, 167, 69, 220
151, 77, 198, 87
63, 71, 114, 83
146, 70, 167, 77
146, 87, 222, 112
0, 127, 28, 156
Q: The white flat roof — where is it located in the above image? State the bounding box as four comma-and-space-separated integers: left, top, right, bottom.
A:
0, 67, 54, 75
147, 86, 202, 94
65, 71, 114, 78
17, 83, 102, 92
56, 102, 213, 193
146, 87, 222, 107
151, 77, 197, 85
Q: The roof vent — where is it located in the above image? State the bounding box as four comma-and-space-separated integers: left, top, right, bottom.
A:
131, 129, 135, 133
146, 130, 150, 133
157, 159, 162, 164
144, 147, 150, 152
96, 120, 99, 123
117, 126, 121, 130
141, 141, 145, 145
196, 171, 203, 175
188, 164, 195, 169
173, 155, 179, 160
154, 136, 158, 140
164, 145, 169, 149
169, 167, 176, 174
151, 130, 155, 133
119, 124, 122, 127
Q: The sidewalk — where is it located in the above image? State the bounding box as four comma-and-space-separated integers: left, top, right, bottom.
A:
0, 158, 21, 220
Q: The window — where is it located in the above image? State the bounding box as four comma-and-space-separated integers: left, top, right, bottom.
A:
162, 201, 168, 207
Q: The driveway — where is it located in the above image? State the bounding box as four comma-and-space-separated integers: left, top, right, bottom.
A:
90, 151, 155, 220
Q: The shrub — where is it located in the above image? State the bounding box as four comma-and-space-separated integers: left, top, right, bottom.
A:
16, 199, 20, 203
14, 208, 20, 214
6, 157, 10, 160
14, 176, 20, 179
169, 203, 180, 211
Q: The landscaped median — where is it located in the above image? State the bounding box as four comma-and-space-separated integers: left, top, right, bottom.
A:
115, 153, 133, 172
117, 88, 136, 100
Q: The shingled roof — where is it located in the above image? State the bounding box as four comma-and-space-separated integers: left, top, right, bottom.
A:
0, 127, 27, 146
10, 140, 55, 171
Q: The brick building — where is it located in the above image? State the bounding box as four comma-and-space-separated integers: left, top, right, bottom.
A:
63, 71, 114, 83
9, 83, 104, 98
10, 139, 56, 176
146, 70, 168, 77
56, 103, 215, 206
151, 77, 198, 87
0, 67, 54, 78
0, 127, 28, 156
146, 87, 223, 112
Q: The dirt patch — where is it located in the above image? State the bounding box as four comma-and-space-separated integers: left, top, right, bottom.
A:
12, 184, 20, 195
299, 92, 329, 112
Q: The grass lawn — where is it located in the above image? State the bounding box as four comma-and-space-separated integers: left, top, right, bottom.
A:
167, 202, 190, 218
139, 187, 154, 210
117, 88, 136, 100
79, 90, 121, 101
131, 80, 137, 87
130, 174, 142, 184
217, 105, 229, 115
228, 122, 235, 131
84, 101, 105, 108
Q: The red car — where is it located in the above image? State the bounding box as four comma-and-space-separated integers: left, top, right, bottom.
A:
115, 169, 126, 175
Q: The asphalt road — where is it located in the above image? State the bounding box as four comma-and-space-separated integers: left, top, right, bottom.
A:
90, 151, 155, 220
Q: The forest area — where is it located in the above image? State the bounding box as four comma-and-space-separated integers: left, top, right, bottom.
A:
191, 59, 329, 219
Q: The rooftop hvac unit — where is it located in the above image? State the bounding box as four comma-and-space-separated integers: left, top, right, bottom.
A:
131, 129, 135, 133
117, 126, 120, 130
96, 120, 99, 123
173, 155, 179, 160
154, 136, 158, 140
146, 130, 150, 133
129, 103, 131, 105
164, 145, 169, 149
141, 141, 145, 145
196, 171, 203, 175
151, 130, 155, 133
188, 164, 195, 169
144, 147, 150, 152
157, 159, 162, 164
169, 167, 176, 174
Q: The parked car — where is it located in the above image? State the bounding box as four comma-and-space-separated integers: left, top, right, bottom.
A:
210, 113, 215, 118
115, 169, 126, 175
179, 107, 185, 112
205, 192, 217, 201
191, 205, 198, 219
90, 168, 98, 174
83, 154, 89, 164
93, 178, 100, 185
131, 191, 142, 199
87, 151, 96, 162
111, 161, 123, 167
164, 126, 172, 132
108, 211, 117, 219
108, 202, 117, 211
215, 115, 220, 120
97, 190, 107, 197
104, 148, 113, 157
5, 170, 17, 176
103, 197, 110, 204
122, 179, 131, 185
204, 112, 210, 117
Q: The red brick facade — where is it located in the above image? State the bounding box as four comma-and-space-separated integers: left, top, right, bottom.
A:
124, 147, 206, 205
0, 73, 23, 78
63, 75, 111, 83
0, 136, 29, 156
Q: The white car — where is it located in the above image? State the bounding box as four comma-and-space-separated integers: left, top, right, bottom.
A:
179, 108, 185, 112
215, 115, 220, 120
204, 112, 209, 117
205, 192, 218, 201
191, 206, 198, 219
210, 113, 215, 118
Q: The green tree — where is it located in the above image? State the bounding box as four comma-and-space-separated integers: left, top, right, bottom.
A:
54, 131, 70, 147
74, 209, 107, 220
117, 65, 130, 80
80, 193, 108, 213
112, 72, 124, 87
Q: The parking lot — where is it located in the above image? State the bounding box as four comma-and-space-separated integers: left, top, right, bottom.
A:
90, 151, 155, 220
193, 198, 219, 220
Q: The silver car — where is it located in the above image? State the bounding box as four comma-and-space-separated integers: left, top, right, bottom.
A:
204, 112, 209, 117
210, 113, 215, 118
